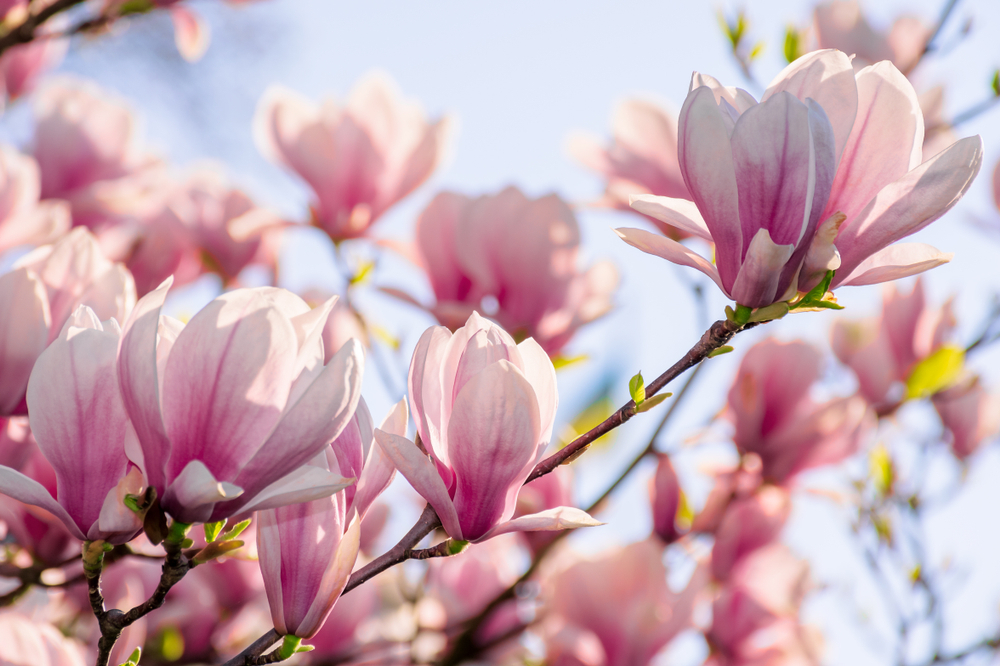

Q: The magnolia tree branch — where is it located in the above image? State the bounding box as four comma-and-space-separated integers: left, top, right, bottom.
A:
0, 0, 87, 56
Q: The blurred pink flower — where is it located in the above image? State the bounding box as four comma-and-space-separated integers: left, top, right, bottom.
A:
727, 338, 873, 484
257, 398, 401, 639
414, 186, 618, 355
932, 377, 1000, 460
117, 281, 364, 524
0, 36, 66, 108
306, 580, 381, 660
375, 312, 598, 542
0, 144, 69, 256
0, 306, 143, 543
707, 544, 816, 665
33, 77, 165, 229
569, 98, 693, 239
620, 50, 982, 306
515, 464, 575, 555
254, 73, 449, 241
650, 453, 682, 544
832, 278, 954, 408
544, 537, 707, 666
710, 485, 790, 581
813, 1, 931, 76
0, 611, 87, 666
0, 228, 134, 416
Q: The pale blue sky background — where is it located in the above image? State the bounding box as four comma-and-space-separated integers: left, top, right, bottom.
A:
6, 0, 1000, 663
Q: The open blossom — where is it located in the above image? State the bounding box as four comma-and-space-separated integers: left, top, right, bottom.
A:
414, 187, 618, 355
621, 50, 982, 307
0, 144, 70, 256
375, 312, 598, 542
728, 339, 873, 485
254, 72, 448, 241
258, 398, 400, 639
569, 99, 693, 239
0, 306, 143, 543
0, 228, 135, 416
543, 538, 707, 666
117, 280, 364, 524
832, 278, 954, 408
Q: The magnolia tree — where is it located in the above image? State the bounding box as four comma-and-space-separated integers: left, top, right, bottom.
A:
0, 0, 998, 665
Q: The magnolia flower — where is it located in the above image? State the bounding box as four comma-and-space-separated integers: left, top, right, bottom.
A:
254, 73, 448, 241
375, 312, 599, 542
932, 378, 1000, 460
258, 398, 400, 639
832, 278, 955, 408
0, 144, 70, 256
568, 99, 692, 239
710, 486, 791, 581
0, 307, 143, 543
117, 280, 364, 524
727, 339, 873, 485
33, 78, 164, 229
0, 228, 135, 416
812, 1, 930, 76
650, 453, 682, 544
0, 612, 87, 666
622, 50, 982, 307
414, 187, 618, 355
544, 538, 707, 666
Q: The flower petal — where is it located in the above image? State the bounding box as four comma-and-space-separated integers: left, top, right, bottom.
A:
678, 85, 742, 289
117, 277, 173, 492
628, 194, 712, 240
730, 228, 795, 308
352, 399, 404, 520
165, 459, 243, 523
230, 464, 354, 519
0, 465, 84, 540
448, 360, 541, 542
834, 135, 983, 282
480, 506, 603, 542
614, 227, 725, 293
0, 267, 49, 415
374, 428, 462, 540
837, 242, 952, 287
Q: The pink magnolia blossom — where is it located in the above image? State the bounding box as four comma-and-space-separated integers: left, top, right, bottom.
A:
0, 36, 66, 109
832, 278, 955, 408
621, 50, 982, 306
33, 77, 164, 229
414, 187, 618, 355
650, 453, 682, 544
932, 378, 1000, 460
117, 280, 365, 524
257, 398, 400, 640
254, 73, 448, 241
707, 544, 815, 665
711, 486, 791, 581
544, 537, 707, 666
728, 339, 873, 484
0, 306, 143, 544
0, 612, 87, 666
375, 312, 599, 542
569, 99, 693, 239
0, 144, 70, 256
0, 228, 135, 416
691, 456, 763, 534
813, 1, 931, 76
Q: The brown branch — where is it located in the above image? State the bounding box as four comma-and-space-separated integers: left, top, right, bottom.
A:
0, 0, 87, 57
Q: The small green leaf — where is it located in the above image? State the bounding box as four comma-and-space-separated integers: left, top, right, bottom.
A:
707, 345, 734, 358
193, 540, 244, 564
123, 494, 143, 513
725, 305, 737, 323
636, 392, 672, 413
117, 647, 142, 666
279, 635, 304, 660
116, 0, 154, 14
783, 26, 800, 63
349, 260, 375, 286
748, 302, 789, 323
870, 444, 894, 497
446, 539, 470, 555
629, 372, 646, 405
748, 41, 765, 60
219, 518, 251, 541
203, 520, 226, 543
905, 345, 965, 399
992, 69, 1000, 97
733, 304, 753, 325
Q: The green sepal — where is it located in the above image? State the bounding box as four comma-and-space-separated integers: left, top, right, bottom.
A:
636, 392, 671, 413
733, 304, 752, 326
790, 270, 840, 311
628, 372, 646, 406
203, 520, 226, 543
165, 521, 192, 546
220, 518, 252, 541
278, 635, 307, 660
446, 539, 470, 555
117, 646, 141, 666
748, 302, 789, 323
992, 69, 1000, 97
552, 354, 587, 370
